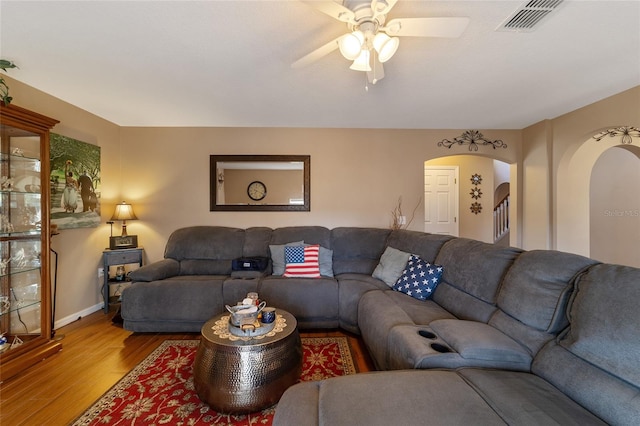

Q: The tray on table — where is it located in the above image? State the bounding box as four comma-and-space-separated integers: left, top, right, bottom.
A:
227, 316, 276, 337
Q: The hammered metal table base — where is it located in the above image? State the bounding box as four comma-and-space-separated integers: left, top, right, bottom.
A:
193, 311, 302, 414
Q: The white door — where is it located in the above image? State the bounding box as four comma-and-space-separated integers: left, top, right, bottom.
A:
424, 166, 459, 236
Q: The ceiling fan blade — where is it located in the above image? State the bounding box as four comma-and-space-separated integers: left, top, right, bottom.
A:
383, 17, 470, 38
300, 0, 356, 24
372, 0, 398, 18
292, 35, 342, 68
367, 58, 385, 84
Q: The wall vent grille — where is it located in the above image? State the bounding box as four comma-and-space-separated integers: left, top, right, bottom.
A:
497, 0, 564, 32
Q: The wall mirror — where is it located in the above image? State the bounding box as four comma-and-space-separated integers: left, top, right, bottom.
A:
210, 155, 310, 211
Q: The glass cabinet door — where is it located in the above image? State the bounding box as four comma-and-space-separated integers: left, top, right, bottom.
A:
0, 131, 44, 348
0, 103, 60, 382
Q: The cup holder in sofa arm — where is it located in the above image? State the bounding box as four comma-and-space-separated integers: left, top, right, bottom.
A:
431, 343, 453, 353
418, 330, 437, 340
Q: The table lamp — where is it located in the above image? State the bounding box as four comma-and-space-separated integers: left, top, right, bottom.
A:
108, 201, 138, 249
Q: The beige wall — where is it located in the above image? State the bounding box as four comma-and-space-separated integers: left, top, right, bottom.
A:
5, 76, 122, 325
5, 75, 638, 326
521, 86, 640, 256
521, 120, 553, 249
119, 127, 520, 264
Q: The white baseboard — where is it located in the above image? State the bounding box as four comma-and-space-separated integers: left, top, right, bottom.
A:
54, 303, 104, 329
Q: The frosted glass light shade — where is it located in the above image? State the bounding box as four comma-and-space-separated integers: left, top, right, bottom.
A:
373, 33, 399, 63
349, 49, 371, 71
339, 31, 364, 60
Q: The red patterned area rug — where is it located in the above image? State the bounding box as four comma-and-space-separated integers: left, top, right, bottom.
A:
73, 337, 356, 425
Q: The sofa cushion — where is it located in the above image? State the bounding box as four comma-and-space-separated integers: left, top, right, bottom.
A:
435, 238, 522, 304
372, 246, 410, 287
259, 276, 339, 326
384, 291, 455, 325
121, 276, 225, 325
179, 259, 234, 275
560, 264, 640, 388
274, 371, 508, 426
430, 319, 532, 369
336, 273, 390, 333
532, 340, 640, 426
497, 250, 598, 333
392, 255, 443, 301
271, 226, 331, 247
128, 258, 179, 282
164, 226, 245, 261
458, 368, 607, 425
242, 227, 273, 257
331, 227, 390, 275
284, 245, 321, 278
385, 229, 454, 263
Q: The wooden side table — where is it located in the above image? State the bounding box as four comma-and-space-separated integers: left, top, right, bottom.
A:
102, 247, 143, 313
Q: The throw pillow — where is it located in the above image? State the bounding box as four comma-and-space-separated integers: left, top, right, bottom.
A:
319, 246, 334, 277
269, 241, 304, 275
302, 243, 334, 277
392, 255, 444, 300
372, 246, 411, 287
284, 245, 321, 278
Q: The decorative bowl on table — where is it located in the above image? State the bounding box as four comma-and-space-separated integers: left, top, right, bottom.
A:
225, 301, 266, 329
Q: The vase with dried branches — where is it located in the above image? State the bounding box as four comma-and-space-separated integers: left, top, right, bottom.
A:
390, 196, 421, 230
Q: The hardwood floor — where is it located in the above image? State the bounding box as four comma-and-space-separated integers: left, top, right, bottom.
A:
0, 309, 375, 425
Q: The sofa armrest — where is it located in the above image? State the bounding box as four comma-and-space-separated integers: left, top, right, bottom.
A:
128, 258, 180, 282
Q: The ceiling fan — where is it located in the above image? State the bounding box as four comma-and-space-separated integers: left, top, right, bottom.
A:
293, 0, 470, 84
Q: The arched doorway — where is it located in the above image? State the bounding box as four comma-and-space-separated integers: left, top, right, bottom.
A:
589, 145, 640, 267
556, 127, 640, 260
425, 155, 517, 245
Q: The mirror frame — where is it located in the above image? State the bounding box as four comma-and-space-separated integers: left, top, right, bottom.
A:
210, 154, 310, 211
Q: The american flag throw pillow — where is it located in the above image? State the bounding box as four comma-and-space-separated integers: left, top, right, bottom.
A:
283, 245, 321, 278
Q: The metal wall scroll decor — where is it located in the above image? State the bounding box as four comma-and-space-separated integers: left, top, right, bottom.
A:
592, 126, 639, 145
438, 130, 507, 151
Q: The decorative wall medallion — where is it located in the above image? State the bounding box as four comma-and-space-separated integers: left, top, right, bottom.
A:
438, 130, 507, 151
470, 202, 482, 215
592, 126, 639, 144
470, 174, 482, 185
470, 187, 482, 200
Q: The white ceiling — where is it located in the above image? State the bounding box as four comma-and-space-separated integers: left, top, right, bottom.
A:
1, 0, 638, 129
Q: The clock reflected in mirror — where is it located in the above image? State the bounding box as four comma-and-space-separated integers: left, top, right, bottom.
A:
247, 181, 267, 201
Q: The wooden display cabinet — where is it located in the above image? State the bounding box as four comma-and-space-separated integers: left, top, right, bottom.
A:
0, 103, 61, 382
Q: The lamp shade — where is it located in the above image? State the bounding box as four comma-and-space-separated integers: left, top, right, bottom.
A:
373, 33, 399, 63
339, 31, 365, 60
349, 49, 371, 71
111, 202, 138, 221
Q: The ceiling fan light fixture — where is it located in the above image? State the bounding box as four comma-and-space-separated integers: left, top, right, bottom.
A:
373, 33, 399, 62
339, 30, 365, 60
349, 49, 371, 71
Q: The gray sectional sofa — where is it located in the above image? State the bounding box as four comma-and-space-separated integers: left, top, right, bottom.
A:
120, 226, 640, 425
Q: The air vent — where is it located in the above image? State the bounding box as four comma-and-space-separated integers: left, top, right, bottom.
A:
497, 0, 564, 32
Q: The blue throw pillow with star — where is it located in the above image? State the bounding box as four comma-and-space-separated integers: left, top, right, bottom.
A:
392, 255, 444, 300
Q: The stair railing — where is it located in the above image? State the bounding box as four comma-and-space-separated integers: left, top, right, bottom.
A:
494, 194, 510, 242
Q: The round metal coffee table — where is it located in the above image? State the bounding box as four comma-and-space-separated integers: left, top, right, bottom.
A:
193, 309, 302, 414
